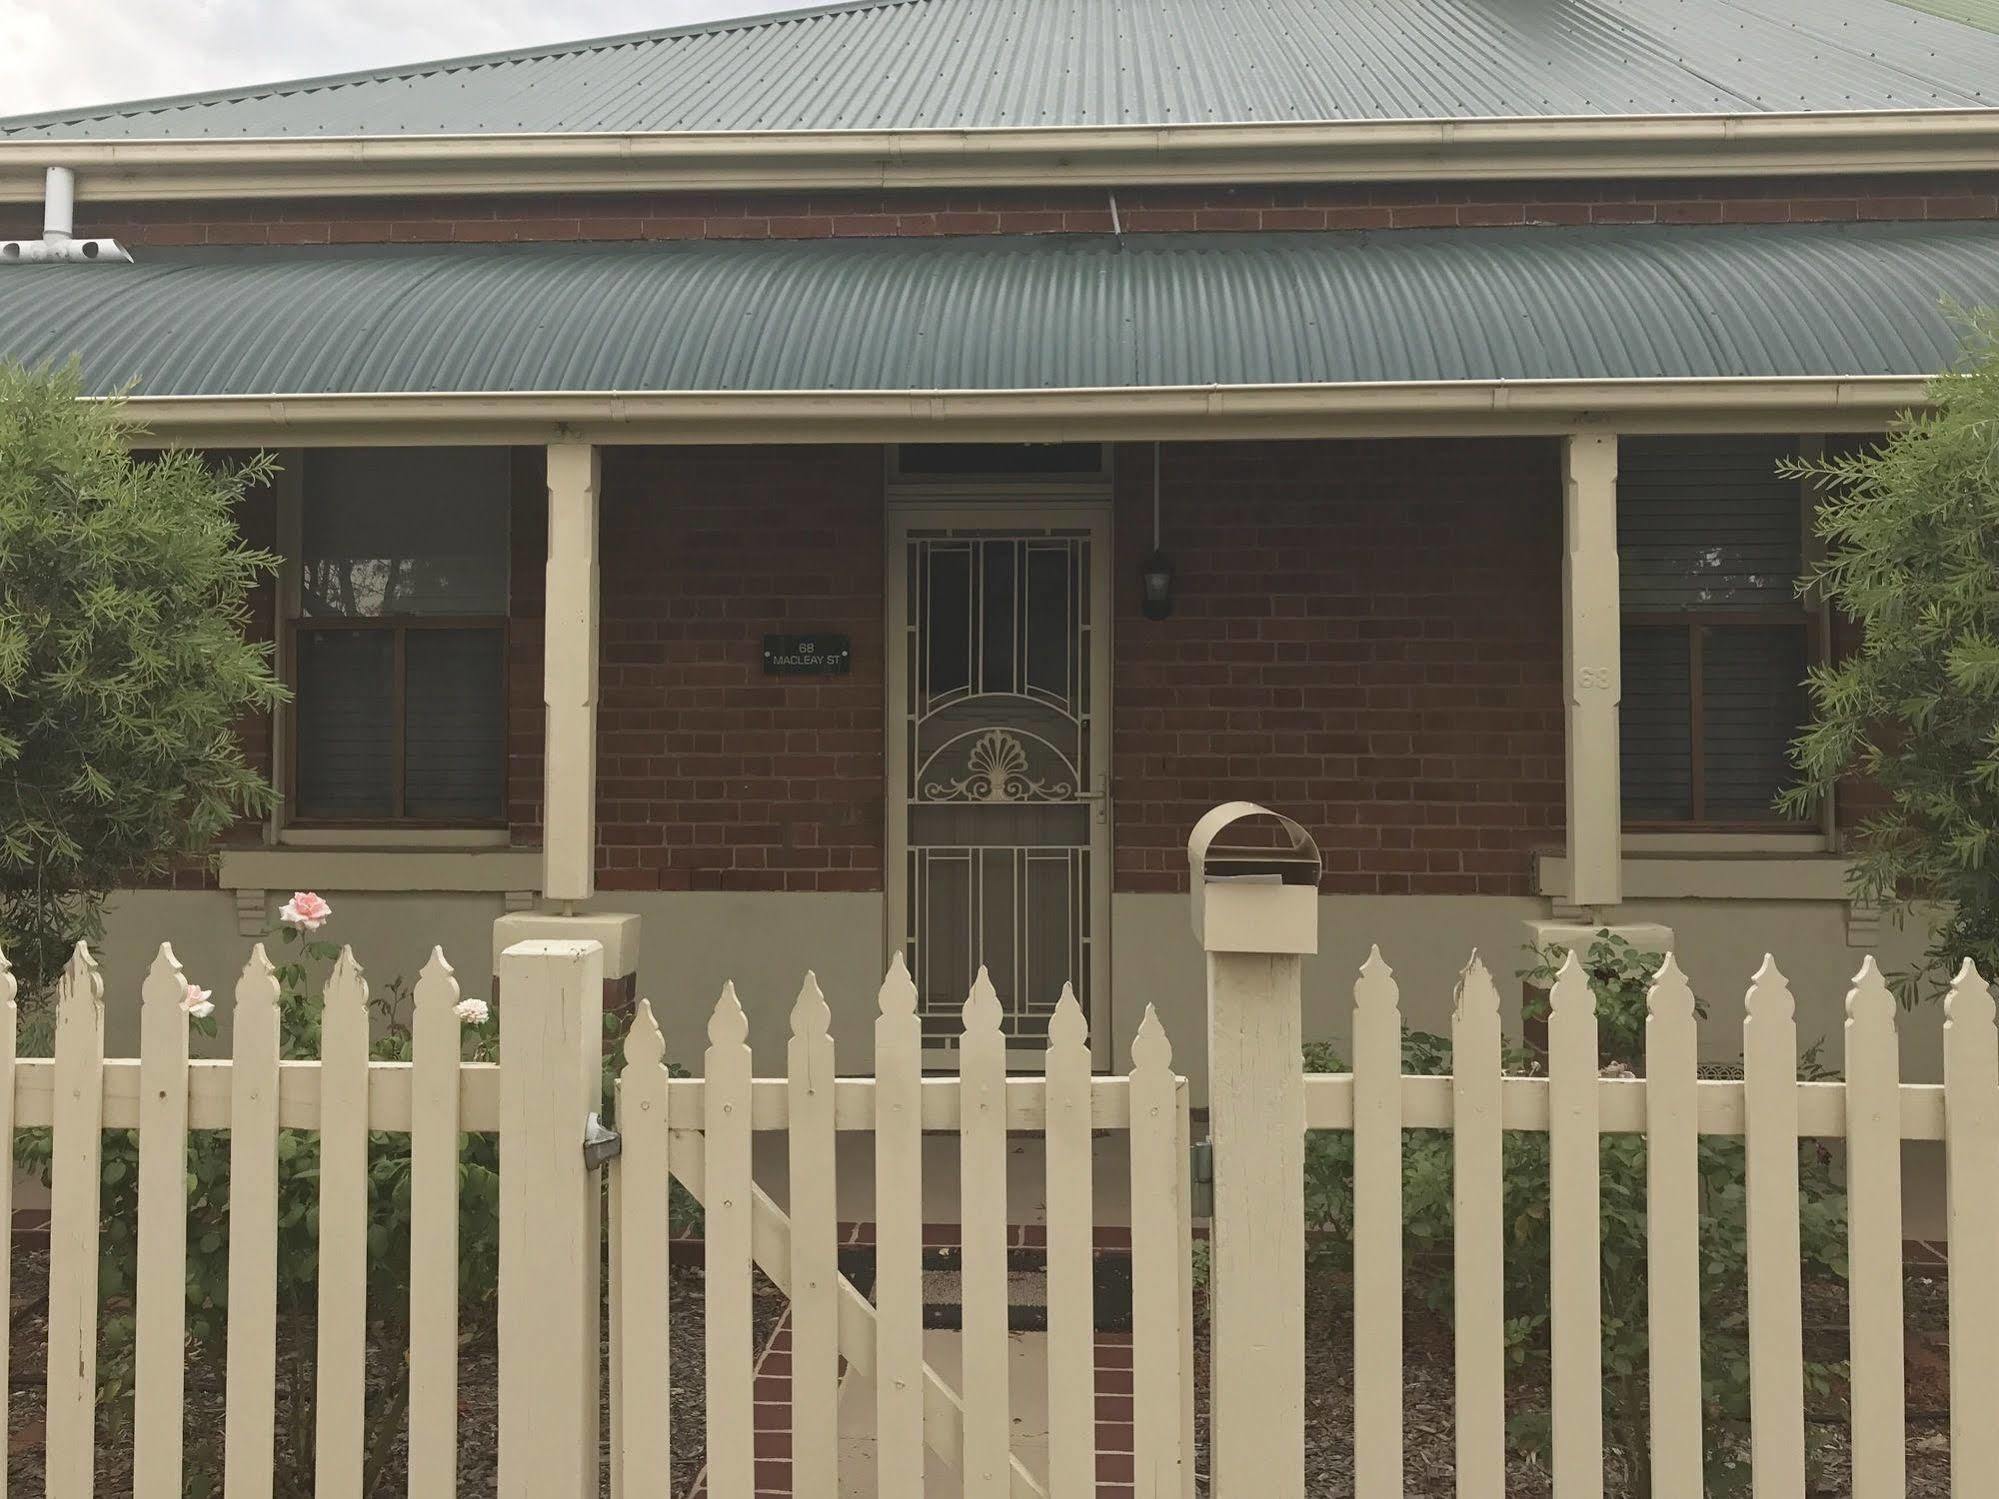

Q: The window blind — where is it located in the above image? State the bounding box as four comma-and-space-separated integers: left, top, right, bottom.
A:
1616, 437, 1810, 825
293, 448, 511, 823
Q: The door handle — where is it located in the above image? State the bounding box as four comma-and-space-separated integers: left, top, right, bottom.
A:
1075, 774, 1110, 824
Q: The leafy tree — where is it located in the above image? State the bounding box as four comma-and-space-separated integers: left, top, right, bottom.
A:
1778, 310, 1999, 998
0, 362, 283, 994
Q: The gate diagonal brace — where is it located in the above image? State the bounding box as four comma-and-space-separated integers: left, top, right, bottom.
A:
661, 1128, 1049, 1499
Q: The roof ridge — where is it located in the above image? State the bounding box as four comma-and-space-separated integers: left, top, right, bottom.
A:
0, 0, 926, 132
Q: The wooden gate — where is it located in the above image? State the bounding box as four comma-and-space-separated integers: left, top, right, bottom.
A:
604, 958, 1196, 1499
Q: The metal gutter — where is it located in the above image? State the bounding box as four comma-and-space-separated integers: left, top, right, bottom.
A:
99, 376, 1933, 448
5, 111, 1998, 201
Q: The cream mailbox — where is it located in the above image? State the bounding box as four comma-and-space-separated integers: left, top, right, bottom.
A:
1187, 800, 1321, 955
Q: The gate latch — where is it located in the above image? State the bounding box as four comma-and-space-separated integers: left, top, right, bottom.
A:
1189, 1136, 1214, 1219
583, 1112, 622, 1169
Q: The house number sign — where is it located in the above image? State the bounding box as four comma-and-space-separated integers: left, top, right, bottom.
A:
762, 634, 852, 676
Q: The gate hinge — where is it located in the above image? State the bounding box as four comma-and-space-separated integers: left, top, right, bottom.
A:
1189, 1136, 1214, 1219
583, 1112, 622, 1169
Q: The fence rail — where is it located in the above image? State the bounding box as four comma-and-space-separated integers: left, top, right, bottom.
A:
1287, 944, 1999, 1499
8, 914, 1998, 1497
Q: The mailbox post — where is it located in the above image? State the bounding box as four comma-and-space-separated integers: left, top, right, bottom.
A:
1188, 802, 1320, 1499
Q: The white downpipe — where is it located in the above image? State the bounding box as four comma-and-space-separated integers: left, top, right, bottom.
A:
0, 167, 131, 264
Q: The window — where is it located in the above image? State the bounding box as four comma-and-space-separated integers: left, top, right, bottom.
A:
1618, 437, 1815, 828
290, 449, 511, 825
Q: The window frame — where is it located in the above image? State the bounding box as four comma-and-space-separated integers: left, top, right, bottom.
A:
276, 451, 513, 832
1618, 436, 1829, 834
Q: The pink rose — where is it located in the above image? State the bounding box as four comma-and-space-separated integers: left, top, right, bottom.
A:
278, 891, 332, 931
179, 984, 214, 1020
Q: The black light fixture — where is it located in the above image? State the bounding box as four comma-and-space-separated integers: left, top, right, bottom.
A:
1139, 441, 1175, 620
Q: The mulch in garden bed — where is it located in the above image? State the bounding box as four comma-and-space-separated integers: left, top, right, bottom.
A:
5, 1241, 783, 1498
1189, 1263, 1954, 1497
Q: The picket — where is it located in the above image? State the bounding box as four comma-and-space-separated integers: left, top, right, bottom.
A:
1742, 957, 1805, 1497
407, 949, 465, 1499
1043, 986, 1096, 1499
46, 943, 104, 1499
787, 973, 840, 1499
315, 947, 371, 1499
223, 945, 283, 1499
1546, 951, 1602, 1498
873, 954, 928, 1499
617, 1000, 673, 1493
1843, 957, 1905, 1497
134, 945, 193, 1499
1349, 948, 1403, 1495
20, 917, 1999, 1499
1942, 959, 1999, 1495
1449, 956, 1504, 1496
1643, 956, 1703, 1498
0, 951, 12, 1499
704, 983, 757, 1499
1129, 1006, 1186, 1499
960, 968, 1013, 1499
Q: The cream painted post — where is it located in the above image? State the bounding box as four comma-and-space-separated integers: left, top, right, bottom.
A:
1562, 433, 1622, 909
544, 441, 601, 907
498, 938, 606, 1499
1188, 803, 1321, 1499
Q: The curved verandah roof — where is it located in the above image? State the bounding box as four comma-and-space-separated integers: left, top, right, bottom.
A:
0, 222, 1993, 442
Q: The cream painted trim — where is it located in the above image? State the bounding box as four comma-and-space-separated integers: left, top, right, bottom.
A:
217, 846, 541, 893
1622, 832, 1833, 854
6, 110, 1999, 199
278, 828, 512, 849
1535, 853, 1855, 902
104, 377, 1932, 448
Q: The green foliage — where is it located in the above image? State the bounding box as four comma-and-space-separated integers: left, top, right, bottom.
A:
1302, 933, 1848, 1494
1777, 309, 1999, 1000
0, 363, 284, 997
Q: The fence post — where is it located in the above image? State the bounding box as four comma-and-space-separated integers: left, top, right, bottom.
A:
1188, 803, 1321, 1499
498, 937, 606, 1499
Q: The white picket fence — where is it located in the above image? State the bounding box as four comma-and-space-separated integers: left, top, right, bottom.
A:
12, 938, 491, 1499
8, 919, 1999, 1498
1282, 945, 1999, 1499
605, 960, 1195, 1499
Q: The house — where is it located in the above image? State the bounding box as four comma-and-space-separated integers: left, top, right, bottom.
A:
3, 0, 1998, 1084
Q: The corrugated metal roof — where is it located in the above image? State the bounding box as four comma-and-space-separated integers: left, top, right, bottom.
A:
2, 223, 1994, 397
1891, 0, 1999, 34
5, 0, 1998, 139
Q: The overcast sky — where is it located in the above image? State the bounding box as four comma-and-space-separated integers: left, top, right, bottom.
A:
2, 1, 771, 118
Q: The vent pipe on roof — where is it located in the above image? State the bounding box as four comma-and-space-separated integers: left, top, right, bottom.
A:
1, 168, 132, 265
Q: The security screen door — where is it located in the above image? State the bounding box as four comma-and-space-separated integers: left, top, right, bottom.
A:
887, 504, 1112, 1065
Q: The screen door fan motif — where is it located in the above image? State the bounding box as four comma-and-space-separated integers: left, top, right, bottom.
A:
902, 526, 1100, 1047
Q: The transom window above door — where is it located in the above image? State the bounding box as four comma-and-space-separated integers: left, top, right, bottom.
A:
289, 448, 511, 826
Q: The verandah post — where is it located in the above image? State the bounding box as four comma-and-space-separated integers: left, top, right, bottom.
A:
1189, 802, 1321, 1499
497, 937, 606, 1499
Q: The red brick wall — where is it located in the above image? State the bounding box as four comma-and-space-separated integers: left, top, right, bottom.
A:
10, 173, 1994, 247
1109, 440, 1565, 896
506, 448, 549, 844
582, 446, 887, 892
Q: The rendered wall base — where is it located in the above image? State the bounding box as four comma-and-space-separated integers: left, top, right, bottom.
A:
86, 886, 1945, 1087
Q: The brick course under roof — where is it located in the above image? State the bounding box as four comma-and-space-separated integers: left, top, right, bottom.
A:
4, 0, 1998, 139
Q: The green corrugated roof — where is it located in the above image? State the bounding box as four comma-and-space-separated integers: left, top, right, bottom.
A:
4, 0, 1997, 139
1, 223, 1994, 397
